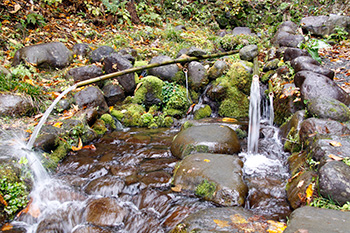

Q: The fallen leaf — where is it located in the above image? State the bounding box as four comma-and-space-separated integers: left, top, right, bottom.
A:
328, 154, 343, 161
1, 223, 13, 231
267, 220, 287, 233
329, 141, 342, 147
109, 106, 114, 112
213, 219, 230, 228
9, 4, 21, 14
297, 180, 304, 188
222, 117, 237, 123
82, 144, 96, 150
204, 159, 210, 162
0, 193, 8, 206
71, 137, 83, 151
230, 214, 248, 224
306, 183, 314, 204
17, 198, 40, 218
171, 184, 182, 192
53, 122, 63, 128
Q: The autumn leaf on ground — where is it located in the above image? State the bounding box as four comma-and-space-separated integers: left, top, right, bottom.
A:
328, 154, 343, 161
213, 219, 230, 228
1, 223, 13, 231
267, 220, 287, 233
171, 184, 182, 192
53, 122, 63, 128
204, 159, 210, 162
306, 183, 314, 204
82, 144, 96, 150
17, 198, 41, 218
0, 193, 8, 206
329, 141, 342, 147
230, 214, 248, 224
71, 137, 83, 151
222, 117, 237, 123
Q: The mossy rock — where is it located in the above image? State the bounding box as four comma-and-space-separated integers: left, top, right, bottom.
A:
110, 109, 124, 121
100, 113, 116, 129
45, 141, 70, 170
227, 61, 253, 95
140, 112, 154, 127
218, 86, 249, 118
133, 75, 164, 107
193, 105, 212, 120
92, 119, 107, 135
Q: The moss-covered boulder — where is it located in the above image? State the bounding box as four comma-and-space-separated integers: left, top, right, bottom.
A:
193, 105, 212, 120
163, 82, 191, 118
170, 124, 240, 159
133, 75, 164, 107
173, 153, 247, 206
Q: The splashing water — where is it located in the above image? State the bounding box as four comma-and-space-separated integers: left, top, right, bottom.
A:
269, 92, 274, 126
247, 75, 261, 154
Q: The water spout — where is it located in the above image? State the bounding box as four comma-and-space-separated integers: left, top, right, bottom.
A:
247, 75, 261, 154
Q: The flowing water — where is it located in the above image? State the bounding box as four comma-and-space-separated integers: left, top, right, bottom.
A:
247, 75, 261, 154
269, 92, 274, 126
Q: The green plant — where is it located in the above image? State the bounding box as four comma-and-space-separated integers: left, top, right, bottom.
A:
328, 26, 349, 41
310, 196, 350, 211
299, 37, 330, 64
195, 179, 216, 198
102, 0, 131, 25
26, 13, 46, 27
343, 157, 350, 167
42, 0, 62, 6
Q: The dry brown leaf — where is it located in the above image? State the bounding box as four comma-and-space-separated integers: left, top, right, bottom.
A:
71, 137, 83, 151
82, 144, 96, 150
1, 223, 13, 231
171, 184, 182, 192
230, 214, 248, 224
213, 219, 230, 228
53, 122, 63, 128
0, 193, 8, 206
329, 141, 342, 147
9, 4, 21, 14
222, 117, 237, 123
328, 154, 343, 161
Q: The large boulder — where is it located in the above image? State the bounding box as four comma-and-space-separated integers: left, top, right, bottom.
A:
12, 42, 72, 68
148, 55, 179, 81
103, 53, 135, 95
300, 14, 350, 37
133, 75, 163, 107
170, 124, 240, 159
284, 206, 350, 233
188, 61, 208, 91
74, 86, 108, 113
319, 161, 350, 205
272, 21, 304, 47
208, 60, 229, 80
296, 71, 350, 105
239, 44, 258, 61
173, 153, 247, 206
89, 45, 115, 63
67, 65, 103, 83
307, 97, 350, 122
102, 83, 125, 106
291, 56, 334, 79
283, 48, 310, 62
0, 93, 35, 117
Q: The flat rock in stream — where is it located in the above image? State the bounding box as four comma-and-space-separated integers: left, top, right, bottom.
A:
171, 207, 283, 233
170, 125, 240, 159
12, 42, 72, 68
284, 206, 350, 233
173, 153, 247, 206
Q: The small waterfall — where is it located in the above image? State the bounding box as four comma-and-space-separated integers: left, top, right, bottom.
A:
27, 84, 77, 149
183, 68, 190, 101
269, 92, 274, 126
247, 75, 261, 154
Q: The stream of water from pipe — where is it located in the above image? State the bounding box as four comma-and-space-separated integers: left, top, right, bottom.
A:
247, 75, 260, 154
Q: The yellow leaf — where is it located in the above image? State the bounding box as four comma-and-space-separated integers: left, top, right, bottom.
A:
71, 137, 83, 151
222, 117, 237, 123
267, 220, 287, 233
53, 122, 63, 128
0, 193, 8, 206
109, 106, 114, 112
24, 78, 36, 86
230, 214, 248, 224
213, 219, 230, 228
328, 154, 343, 161
306, 183, 314, 200
171, 184, 182, 192
204, 159, 210, 163
330, 141, 342, 147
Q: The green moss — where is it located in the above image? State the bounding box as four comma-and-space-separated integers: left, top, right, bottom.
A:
164, 108, 184, 117
182, 121, 194, 130
92, 119, 107, 135
235, 128, 247, 139
218, 86, 249, 118
182, 144, 209, 157
133, 75, 164, 106
284, 127, 301, 153
172, 70, 186, 85
261, 70, 275, 83
163, 116, 174, 127
110, 109, 124, 121
227, 61, 253, 95
140, 112, 154, 127
219, 34, 258, 51
162, 81, 191, 117
100, 113, 116, 129
126, 103, 145, 115
194, 105, 212, 120
148, 122, 159, 129
46, 141, 70, 170
195, 179, 216, 198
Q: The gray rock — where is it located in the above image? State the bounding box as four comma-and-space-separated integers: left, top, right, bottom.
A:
280, 21, 299, 31
33, 133, 58, 153
284, 206, 350, 233
208, 60, 228, 79
263, 58, 279, 72
0, 93, 34, 117
283, 48, 310, 61
319, 161, 350, 205
85, 197, 126, 227
12, 42, 72, 68
103, 53, 135, 95
74, 86, 108, 113
173, 153, 247, 206
72, 43, 92, 57
299, 117, 350, 143
307, 97, 350, 122
84, 175, 125, 196
175, 48, 189, 58
187, 47, 207, 57
170, 124, 241, 159
118, 47, 137, 58
272, 22, 304, 48
67, 65, 103, 83
148, 55, 179, 81
89, 46, 115, 63
232, 27, 252, 36
72, 225, 109, 233
291, 56, 334, 78
301, 15, 350, 37
280, 110, 306, 143
239, 44, 258, 61
188, 61, 208, 91
102, 83, 125, 106
298, 71, 350, 105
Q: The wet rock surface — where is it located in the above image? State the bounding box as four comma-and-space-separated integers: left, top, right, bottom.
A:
67, 65, 103, 83
0, 93, 35, 117
74, 86, 109, 113
307, 97, 350, 122
170, 124, 241, 159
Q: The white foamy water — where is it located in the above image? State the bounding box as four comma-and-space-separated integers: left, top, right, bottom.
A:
269, 92, 274, 126
247, 75, 261, 154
